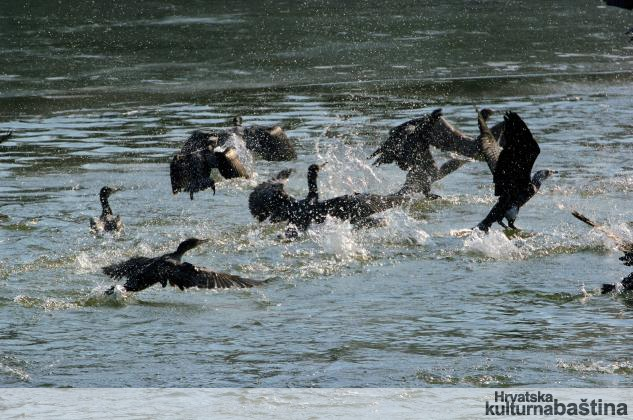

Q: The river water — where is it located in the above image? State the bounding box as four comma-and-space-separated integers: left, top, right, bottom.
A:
2, 0, 633, 387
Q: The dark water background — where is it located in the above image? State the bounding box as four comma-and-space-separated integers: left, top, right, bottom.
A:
2, 0, 633, 387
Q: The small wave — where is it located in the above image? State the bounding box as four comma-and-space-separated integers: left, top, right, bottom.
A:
557, 359, 633, 375
13, 295, 78, 311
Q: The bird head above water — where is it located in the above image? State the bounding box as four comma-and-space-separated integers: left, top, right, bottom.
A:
233, 116, 243, 127
479, 108, 495, 121
532, 169, 557, 185
307, 162, 327, 174
174, 238, 209, 257
99, 186, 120, 198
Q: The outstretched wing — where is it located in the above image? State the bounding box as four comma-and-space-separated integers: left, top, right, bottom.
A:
103, 257, 155, 281
166, 263, 262, 290
170, 150, 216, 199
493, 112, 540, 196
248, 170, 296, 222
477, 109, 502, 175
370, 109, 443, 169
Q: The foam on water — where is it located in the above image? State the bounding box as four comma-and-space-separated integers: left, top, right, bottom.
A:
462, 229, 522, 260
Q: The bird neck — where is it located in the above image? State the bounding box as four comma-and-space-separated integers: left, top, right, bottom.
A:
100, 194, 112, 216
307, 171, 319, 202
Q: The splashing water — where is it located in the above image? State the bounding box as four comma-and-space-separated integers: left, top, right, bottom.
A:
463, 229, 522, 259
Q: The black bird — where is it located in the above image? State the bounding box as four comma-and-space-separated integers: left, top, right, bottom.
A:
170, 130, 251, 199
370, 109, 481, 197
476, 110, 556, 231
249, 163, 415, 235
103, 238, 263, 294
232, 116, 297, 161
0, 131, 12, 144
90, 186, 123, 234
249, 164, 327, 233
572, 211, 633, 294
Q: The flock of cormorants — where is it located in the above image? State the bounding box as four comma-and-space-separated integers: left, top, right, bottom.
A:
87, 108, 631, 297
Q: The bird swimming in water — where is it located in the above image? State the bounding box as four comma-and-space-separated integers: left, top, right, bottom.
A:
476, 110, 556, 232
572, 210, 633, 294
0, 131, 12, 144
90, 186, 123, 234
249, 163, 419, 236
249, 164, 328, 234
369, 109, 471, 198
232, 116, 297, 161
103, 238, 263, 294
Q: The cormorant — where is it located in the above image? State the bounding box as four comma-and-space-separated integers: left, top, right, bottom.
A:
170, 130, 252, 199
476, 110, 556, 231
249, 163, 417, 235
369, 109, 475, 197
232, 116, 297, 161
423, 108, 506, 159
90, 186, 123, 234
249, 164, 327, 233
0, 131, 12, 144
572, 210, 633, 293
103, 238, 263, 294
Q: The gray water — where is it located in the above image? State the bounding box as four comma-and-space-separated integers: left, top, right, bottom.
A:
2, 0, 633, 388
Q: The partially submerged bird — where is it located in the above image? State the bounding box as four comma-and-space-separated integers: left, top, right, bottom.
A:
0, 131, 12, 144
476, 110, 556, 231
572, 210, 633, 294
249, 164, 328, 233
369, 109, 472, 197
103, 238, 263, 294
90, 186, 123, 234
249, 163, 417, 235
232, 116, 297, 161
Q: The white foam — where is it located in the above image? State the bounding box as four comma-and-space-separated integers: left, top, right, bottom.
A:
463, 229, 521, 259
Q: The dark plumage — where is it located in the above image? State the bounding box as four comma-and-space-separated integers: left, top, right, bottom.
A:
249, 164, 327, 232
572, 211, 633, 294
0, 131, 12, 144
169, 130, 251, 199
370, 109, 478, 197
233, 116, 297, 161
103, 238, 262, 294
90, 186, 123, 234
476, 111, 556, 231
249, 163, 414, 235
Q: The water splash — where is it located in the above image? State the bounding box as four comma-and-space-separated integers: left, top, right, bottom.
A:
463, 229, 522, 259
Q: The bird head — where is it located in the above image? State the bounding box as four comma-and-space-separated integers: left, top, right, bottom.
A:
175, 238, 209, 256
308, 162, 327, 173
532, 169, 557, 186
480, 108, 495, 121
232, 116, 243, 127
100, 186, 120, 198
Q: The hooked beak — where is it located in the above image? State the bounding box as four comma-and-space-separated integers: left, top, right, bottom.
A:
319, 162, 328, 169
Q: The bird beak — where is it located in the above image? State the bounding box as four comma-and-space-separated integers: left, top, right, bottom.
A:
319, 162, 328, 169
111, 187, 122, 194
198, 238, 210, 244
